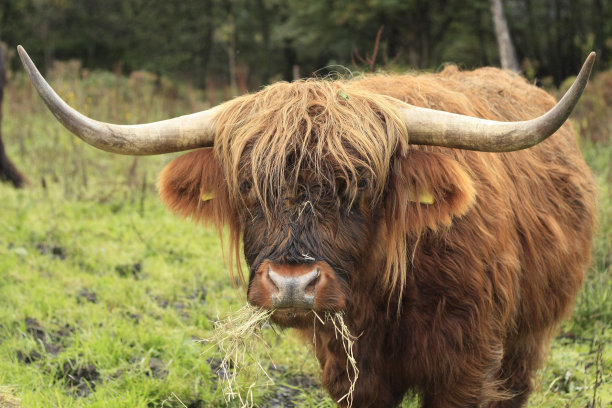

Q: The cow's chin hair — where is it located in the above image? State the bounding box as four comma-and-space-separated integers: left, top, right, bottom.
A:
269, 308, 320, 329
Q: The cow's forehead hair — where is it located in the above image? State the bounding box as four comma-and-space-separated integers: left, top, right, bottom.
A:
212, 78, 409, 213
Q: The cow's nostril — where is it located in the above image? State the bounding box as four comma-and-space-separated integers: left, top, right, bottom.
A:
267, 267, 283, 292
267, 266, 280, 291
305, 268, 320, 292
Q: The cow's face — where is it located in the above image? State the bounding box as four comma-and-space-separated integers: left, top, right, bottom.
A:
158, 146, 382, 327
235, 151, 382, 327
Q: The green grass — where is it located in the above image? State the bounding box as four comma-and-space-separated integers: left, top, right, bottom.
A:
0, 66, 611, 407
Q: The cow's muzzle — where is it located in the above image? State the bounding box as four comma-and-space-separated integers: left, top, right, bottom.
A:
247, 261, 346, 326
268, 266, 319, 308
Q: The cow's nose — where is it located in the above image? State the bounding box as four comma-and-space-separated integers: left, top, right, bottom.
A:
266, 266, 320, 308
248, 261, 346, 316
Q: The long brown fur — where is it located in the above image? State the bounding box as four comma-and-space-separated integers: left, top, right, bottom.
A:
158, 66, 597, 407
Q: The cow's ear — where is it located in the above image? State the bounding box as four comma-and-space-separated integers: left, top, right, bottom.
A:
386, 149, 476, 232
158, 148, 231, 224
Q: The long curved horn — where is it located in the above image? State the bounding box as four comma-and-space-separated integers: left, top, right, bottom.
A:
399, 52, 596, 152
18, 45, 220, 155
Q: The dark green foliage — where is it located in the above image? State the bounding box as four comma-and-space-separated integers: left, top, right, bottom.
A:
0, 0, 610, 88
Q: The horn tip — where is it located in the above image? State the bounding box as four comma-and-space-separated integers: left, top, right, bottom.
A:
574, 52, 597, 85
16, 45, 31, 68
16, 45, 40, 82
584, 51, 597, 70
588, 51, 597, 60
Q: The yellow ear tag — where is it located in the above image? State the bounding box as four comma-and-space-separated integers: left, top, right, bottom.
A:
201, 191, 215, 202
408, 187, 434, 205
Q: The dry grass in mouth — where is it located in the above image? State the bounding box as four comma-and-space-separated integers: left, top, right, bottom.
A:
202, 304, 275, 407
204, 305, 360, 408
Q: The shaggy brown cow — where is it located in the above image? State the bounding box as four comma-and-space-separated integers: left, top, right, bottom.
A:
19, 45, 597, 408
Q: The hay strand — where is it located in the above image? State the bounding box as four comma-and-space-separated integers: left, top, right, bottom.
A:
202, 304, 275, 407
314, 311, 360, 407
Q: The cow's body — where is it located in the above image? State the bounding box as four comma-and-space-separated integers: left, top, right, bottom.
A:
158, 66, 596, 407
19, 45, 596, 407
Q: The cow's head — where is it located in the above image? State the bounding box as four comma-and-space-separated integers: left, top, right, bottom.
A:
18, 45, 595, 327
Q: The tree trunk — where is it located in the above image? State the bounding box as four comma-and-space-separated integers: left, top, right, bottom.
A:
227, 13, 238, 97
489, 0, 520, 72
0, 43, 27, 188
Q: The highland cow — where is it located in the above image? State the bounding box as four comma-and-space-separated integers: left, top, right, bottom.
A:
19, 45, 597, 407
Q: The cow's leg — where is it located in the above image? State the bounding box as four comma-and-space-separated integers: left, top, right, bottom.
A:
418, 348, 504, 408
489, 336, 547, 408
419, 376, 486, 408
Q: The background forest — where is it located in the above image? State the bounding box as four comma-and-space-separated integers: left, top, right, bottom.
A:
0, 0, 611, 407
1, 0, 611, 89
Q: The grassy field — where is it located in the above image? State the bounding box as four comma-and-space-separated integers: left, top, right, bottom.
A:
0, 63, 610, 407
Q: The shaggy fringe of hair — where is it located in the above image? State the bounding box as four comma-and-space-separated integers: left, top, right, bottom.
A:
214, 79, 407, 207
213, 78, 409, 292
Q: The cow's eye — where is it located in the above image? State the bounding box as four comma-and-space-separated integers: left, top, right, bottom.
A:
240, 180, 253, 195
357, 178, 368, 189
